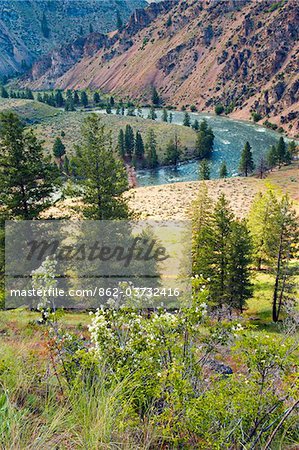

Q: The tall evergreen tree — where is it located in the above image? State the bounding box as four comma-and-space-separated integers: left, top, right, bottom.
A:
162, 108, 168, 122
74, 114, 129, 220
151, 87, 160, 106
192, 119, 199, 131
80, 91, 89, 108
196, 119, 214, 159
227, 220, 253, 312
146, 129, 159, 169
0, 86, 8, 98
276, 137, 287, 167
165, 136, 181, 166
239, 141, 254, 176
199, 159, 210, 180
219, 161, 228, 178
53, 137, 66, 162
183, 112, 191, 127
267, 145, 278, 169
124, 125, 135, 159
73, 91, 80, 105
55, 90, 64, 107
135, 131, 145, 160
148, 106, 157, 120
93, 92, 100, 104
117, 129, 125, 159
0, 112, 60, 219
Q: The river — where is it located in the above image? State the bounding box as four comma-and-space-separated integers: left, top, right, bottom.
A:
96, 108, 292, 187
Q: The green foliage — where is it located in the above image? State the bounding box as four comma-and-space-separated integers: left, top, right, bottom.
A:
117, 129, 125, 159
195, 119, 214, 159
124, 124, 134, 158
80, 91, 88, 108
219, 161, 228, 178
239, 141, 254, 176
0, 86, 9, 99
53, 137, 66, 160
164, 136, 181, 166
251, 111, 262, 122
74, 114, 129, 219
199, 159, 210, 180
116, 10, 123, 32
93, 92, 100, 104
183, 111, 191, 127
151, 87, 160, 106
215, 104, 224, 115
134, 130, 145, 160
192, 119, 199, 131
148, 106, 157, 120
146, 129, 159, 169
162, 108, 168, 122
0, 112, 60, 220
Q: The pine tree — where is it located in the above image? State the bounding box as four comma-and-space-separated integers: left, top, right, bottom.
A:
0, 112, 60, 219
89, 23, 94, 34
117, 129, 125, 159
166, 15, 172, 27
80, 91, 88, 108
106, 103, 112, 114
124, 125, 135, 159
199, 159, 210, 180
93, 92, 100, 104
192, 185, 215, 279
53, 137, 66, 162
209, 194, 234, 308
41, 12, 50, 38
219, 161, 228, 178
162, 108, 168, 122
151, 87, 160, 106
267, 145, 278, 169
65, 91, 75, 111
165, 135, 181, 166
74, 114, 129, 220
227, 220, 253, 312
146, 129, 159, 169
192, 119, 199, 131
196, 119, 214, 159
270, 195, 298, 322
148, 106, 157, 120
247, 190, 280, 270
276, 137, 286, 167
239, 141, 254, 176
169, 112, 173, 123
55, 91, 64, 107
116, 10, 123, 32
63, 154, 70, 175
183, 112, 191, 127
74, 91, 80, 105
135, 131, 145, 160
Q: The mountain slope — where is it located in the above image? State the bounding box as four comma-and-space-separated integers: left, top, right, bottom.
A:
23, 0, 299, 135
0, 0, 146, 78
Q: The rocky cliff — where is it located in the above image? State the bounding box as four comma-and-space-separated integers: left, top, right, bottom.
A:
22, 0, 299, 135
0, 0, 146, 79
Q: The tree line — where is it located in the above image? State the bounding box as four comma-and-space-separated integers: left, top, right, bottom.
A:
193, 186, 298, 321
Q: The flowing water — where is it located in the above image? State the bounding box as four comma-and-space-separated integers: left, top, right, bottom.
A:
96, 108, 292, 187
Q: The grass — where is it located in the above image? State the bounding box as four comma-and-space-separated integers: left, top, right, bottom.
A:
0, 98, 197, 161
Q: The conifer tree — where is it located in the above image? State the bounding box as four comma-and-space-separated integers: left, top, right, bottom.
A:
117, 129, 125, 159
267, 145, 278, 169
80, 91, 89, 108
135, 131, 145, 160
162, 108, 168, 122
146, 129, 159, 169
148, 106, 157, 120
276, 137, 286, 167
74, 114, 129, 220
53, 137, 66, 162
124, 125, 135, 159
199, 159, 210, 180
151, 87, 160, 106
196, 119, 214, 159
219, 161, 228, 178
239, 141, 254, 176
55, 90, 64, 107
165, 136, 181, 166
74, 91, 80, 105
183, 112, 191, 127
0, 86, 8, 98
192, 119, 199, 131
93, 92, 100, 104
0, 112, 60, 219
